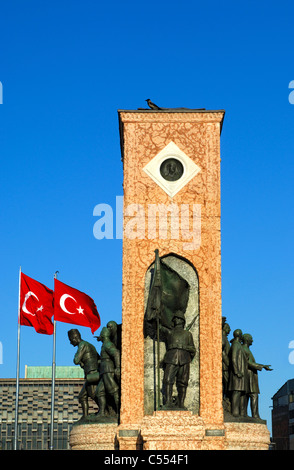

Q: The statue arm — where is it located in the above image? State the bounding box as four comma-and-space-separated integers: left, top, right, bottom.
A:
248, 352, 273, 371
105, 341, 121, 375
187, 333, 196, 358
248, 358, 263, 371
249, 360, 272, 371
159, 323, 169, 336
73, 342, 85, 366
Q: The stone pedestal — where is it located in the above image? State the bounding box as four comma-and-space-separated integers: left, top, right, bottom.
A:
224, 422, 270, 450
70, 418, 270, 450
140, 411, 225, 450
69, 422, 118, 450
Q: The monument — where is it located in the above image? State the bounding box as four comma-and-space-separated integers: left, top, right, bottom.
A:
70, 104, 271, 450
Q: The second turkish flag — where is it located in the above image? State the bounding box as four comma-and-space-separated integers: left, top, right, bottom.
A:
54, 279, 101, 334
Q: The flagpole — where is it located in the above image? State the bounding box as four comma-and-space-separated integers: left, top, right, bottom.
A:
14, 266, 21, 450
154, 250, 161, 411
49, 271, 58, 450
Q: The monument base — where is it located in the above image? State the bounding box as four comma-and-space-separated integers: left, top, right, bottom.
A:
224, 422, 270, 450
140, 411, 225, 450
70, 422, 118, 450
70, 413, 270, 450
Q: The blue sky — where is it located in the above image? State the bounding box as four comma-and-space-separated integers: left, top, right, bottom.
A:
0, 0, 294, 430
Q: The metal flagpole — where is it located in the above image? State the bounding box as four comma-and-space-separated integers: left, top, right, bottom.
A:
49, 271, 58, 450
153, 250, 162, 411
14, 266, 21, 450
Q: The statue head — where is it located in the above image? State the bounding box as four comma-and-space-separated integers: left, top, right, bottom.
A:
223, 323, 231, 335
68, 329, 81, 346
107, 320, 117, 334
233, 329, 243, 341
172, 310, 186, 327
242, 333, 253, 346
100, 326, 111, 341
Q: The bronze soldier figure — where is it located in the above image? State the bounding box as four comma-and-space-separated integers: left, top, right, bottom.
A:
95, 326, 120, 417
161, 311, 196, 409
68, 329, 100, 417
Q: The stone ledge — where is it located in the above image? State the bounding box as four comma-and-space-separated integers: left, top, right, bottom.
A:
224, 422, 270, 450
140, 411, 215, 450
70, 422, 118, 450
69, 416, 271, 450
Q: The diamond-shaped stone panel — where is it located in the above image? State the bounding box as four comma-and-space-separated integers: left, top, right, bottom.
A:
143, 141, 201, 197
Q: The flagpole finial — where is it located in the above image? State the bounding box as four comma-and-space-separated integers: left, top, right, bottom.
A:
54, 271, 59, 279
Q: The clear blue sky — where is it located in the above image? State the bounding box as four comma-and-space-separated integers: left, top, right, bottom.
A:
0, 0, 294, 430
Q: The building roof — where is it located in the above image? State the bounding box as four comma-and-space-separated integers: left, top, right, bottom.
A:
24, 365, 84, 379
272, 378, 294, 399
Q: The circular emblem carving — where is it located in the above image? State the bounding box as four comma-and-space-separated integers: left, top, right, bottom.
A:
160, 158, 184, 182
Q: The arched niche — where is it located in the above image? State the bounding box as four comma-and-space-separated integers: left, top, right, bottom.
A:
143, 253, 199, 415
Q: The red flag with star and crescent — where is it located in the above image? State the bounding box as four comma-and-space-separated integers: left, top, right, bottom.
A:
19, 273, 54, 335
53, 279, 101, 334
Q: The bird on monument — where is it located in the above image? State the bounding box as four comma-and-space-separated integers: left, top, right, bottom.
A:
145, 99, 161, 110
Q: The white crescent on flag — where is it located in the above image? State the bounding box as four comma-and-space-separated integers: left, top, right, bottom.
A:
22, 291, 39, 316
60, 294, 84, 315
60, 294, 77, 314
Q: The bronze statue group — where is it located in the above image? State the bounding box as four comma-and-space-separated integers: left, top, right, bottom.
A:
68, 314, 272, 422
68, 321, 121, 422
222, 317, 272, 421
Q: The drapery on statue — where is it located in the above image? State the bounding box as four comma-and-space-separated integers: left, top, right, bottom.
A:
68, 329, 100, 418
144, 249, 195, 410
227, 329, 248, 418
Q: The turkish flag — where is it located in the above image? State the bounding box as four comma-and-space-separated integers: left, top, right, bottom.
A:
20, 273, 54, 335
54, 279, 101, 334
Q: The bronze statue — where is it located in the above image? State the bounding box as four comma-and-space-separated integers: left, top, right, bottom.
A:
222, 319, 231, 398
242, 333, 273, 419
161, 311, 196, 409
95, 326, 120, 417
68, 329, 100, 417
106, 320, 122, 352
227, 329, 248, 417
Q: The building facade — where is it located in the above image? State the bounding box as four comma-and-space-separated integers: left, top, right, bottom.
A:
272, 379, 294, 450
0, 366, 96, 450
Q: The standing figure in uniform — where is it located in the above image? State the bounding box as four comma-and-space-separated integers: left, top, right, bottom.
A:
96, 326, 120, 417
68, 329, 100, 417
161, 310, 196, 409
